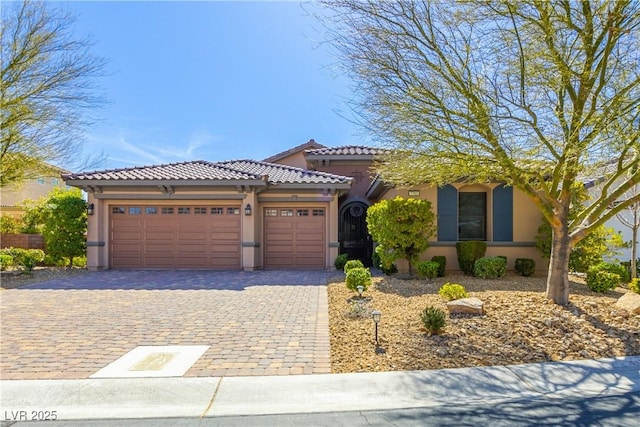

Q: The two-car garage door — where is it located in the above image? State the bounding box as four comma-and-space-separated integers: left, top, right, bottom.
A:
110, 205, 241, 269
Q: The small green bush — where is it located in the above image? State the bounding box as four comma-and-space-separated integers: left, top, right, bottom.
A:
344, 259, 365, 273
431, 256, 446, 277
438, 283, 469, 301
0, 216, 21, 234
629, 278, 640, 294
334, 253, 348, 271
420, 306, 446, 335
591, 262, 630, 283
456, 241, 487, 275
474, 256, 507, 279
416, 261, 439, 280
373, 245, 398, 275
3, 248, 45, 272
515, 258, 535, 277
586, 270, 620, 293
0, 254, 14, 271
345, 267, 372, 292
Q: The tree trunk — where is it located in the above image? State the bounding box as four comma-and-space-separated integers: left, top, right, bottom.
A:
545, 225, 571, 305
632, 225, 638, 280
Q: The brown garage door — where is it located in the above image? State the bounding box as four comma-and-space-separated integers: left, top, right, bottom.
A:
264, 207, 326, 269
110, 205, 241, 269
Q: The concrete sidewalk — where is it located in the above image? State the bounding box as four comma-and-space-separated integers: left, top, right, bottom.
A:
1, 356, 638, 422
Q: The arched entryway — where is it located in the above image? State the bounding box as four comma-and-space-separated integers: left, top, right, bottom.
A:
339, 201, 373, 266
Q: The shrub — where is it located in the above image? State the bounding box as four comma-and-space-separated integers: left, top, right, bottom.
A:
629, 278, 640, 294
3, 248, 45, 272
416, 261, 439, 280
345, 267, 372, 292
438, 283, 469, 301
0, 216, 21, 234
592, 262, 630, 283
420, 306, 446, 335
344, 259, 365, 273
373, 245, 398, 275
515, 258, 536, 277
456, 241, 487, 275
431, 255, 446, 277
0, 254, 14, 271
586, 270, 621, 293
474, 256, 506, 279
335, 253, 348, 271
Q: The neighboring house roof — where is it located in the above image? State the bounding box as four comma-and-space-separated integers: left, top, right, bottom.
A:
216, 159, 353, 186
262, 139, 326, 163
305, 145, 386, 157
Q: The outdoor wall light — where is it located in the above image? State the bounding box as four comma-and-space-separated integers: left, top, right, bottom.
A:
244, 204, 252, 216
87, 203, 95, 216
372, 310, 382, 346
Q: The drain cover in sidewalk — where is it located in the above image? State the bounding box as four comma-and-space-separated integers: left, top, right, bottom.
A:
90, 345, 209, 378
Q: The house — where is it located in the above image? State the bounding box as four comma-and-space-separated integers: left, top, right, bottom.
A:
63, 140, 546, 272
0, 164, 69, 218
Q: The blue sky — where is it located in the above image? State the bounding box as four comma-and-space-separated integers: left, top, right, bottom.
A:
61, 1, 362, 170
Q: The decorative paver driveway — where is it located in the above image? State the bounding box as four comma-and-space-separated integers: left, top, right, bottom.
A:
0, 270, 334, 380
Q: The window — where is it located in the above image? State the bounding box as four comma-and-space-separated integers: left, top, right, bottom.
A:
52, 178, 59, 186
227, 207, 240, 215
145, 207, 158, 214
312, 209, 325, 217
37, 177, 45, 185
178, 207, 191, 214
265, 208, 278, 217
162, 207, 174, 214
112, 207, 125, 214
194, 207, 207, 214
129, 207, 142, 215
297, 209, 309, 217
458, 192, 486, 240
211, 207, 224, 215
280, 209, 293, 217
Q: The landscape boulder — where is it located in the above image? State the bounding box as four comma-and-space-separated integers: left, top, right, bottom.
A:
447, 297, 484, 316
616, 292, 640, 315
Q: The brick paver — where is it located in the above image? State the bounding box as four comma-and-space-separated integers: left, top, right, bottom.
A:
0, 270, 333, 380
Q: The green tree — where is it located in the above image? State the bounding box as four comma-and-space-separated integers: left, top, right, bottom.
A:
321, 0, 640, 305
1, 0, 106, 187
41, 188, 86, 269
366, 196, 436, 276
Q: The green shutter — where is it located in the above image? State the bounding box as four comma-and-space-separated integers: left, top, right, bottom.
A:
493, 184, 513, 241
437, 185, 458, 241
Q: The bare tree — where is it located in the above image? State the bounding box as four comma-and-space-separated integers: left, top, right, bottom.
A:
1, 0, 107, 187
320, 0, 640, 305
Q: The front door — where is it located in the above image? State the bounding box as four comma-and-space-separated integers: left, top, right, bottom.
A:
339, 202, 372, 266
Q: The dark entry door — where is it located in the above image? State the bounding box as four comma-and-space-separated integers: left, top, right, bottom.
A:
340, 202, 372, 266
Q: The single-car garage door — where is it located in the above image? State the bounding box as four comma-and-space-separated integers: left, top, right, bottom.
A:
110, 205, 241, 269
264, 207, 326, 268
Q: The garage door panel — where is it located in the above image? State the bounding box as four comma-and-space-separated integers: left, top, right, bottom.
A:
110, 205, 241, 269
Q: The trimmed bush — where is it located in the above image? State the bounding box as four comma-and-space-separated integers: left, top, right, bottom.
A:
629, 278, 640, 294
515, 258, 535, 277
456, 241, 487, 275
2, 248, 45, 272
345, 267, 372, 292
591, 262, 630, 283
0, 254, 13, 271
474, 256, 507, 279
438, 283, 469, 301
344, 259, 365, 273
431, 256, 446, 277
586, 270, 621, 293
416, 261, 439, 280
420, 306, 446, 335
334, 253, 348, 271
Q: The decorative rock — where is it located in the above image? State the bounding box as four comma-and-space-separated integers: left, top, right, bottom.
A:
615, 292, 640, 314
447, 297, 484, 315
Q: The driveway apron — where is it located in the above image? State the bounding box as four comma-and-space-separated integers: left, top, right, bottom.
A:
0, 270, 333, 380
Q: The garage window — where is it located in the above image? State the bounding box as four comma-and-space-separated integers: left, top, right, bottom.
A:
129, 207, 142, 215
265, 208, 277, 216
297, 209, 309, 217
227, 208, 240, 215
162, 207, 174, 214
145, 207, 158, 214
211, 207, 224, 215
194, 207, 207, 214
112, 207, 125, 214
281, 209, 293, 217
178, 207, 191, 214
312, 209, 325, 216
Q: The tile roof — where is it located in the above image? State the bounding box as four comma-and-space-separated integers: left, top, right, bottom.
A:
263, 139, 326, 163
305, 145, 387, 156
217, 160, 352, 185
63, 161, 260, 181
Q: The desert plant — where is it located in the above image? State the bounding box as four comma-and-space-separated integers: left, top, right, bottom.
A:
474, 256, 506, 279
40, 189, 87, 269
515, 258, 535, 277
345, 267, 372, 292
431, 255, 446, 277
0, 254, 14, 271
420, 306, 446, 335
344, 259, 365, 273
335, 253, 348, 271
629, 278, 640, 294
438, 283, 469, 301
585, 270, 621, 293
455, 241, 487, 275
416, 260, 439, 280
